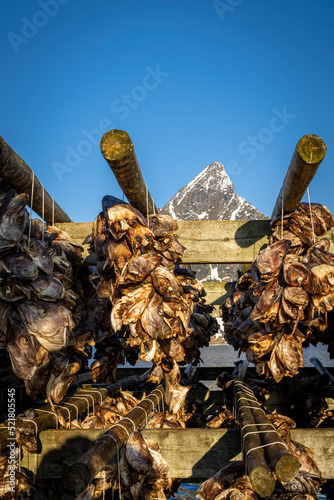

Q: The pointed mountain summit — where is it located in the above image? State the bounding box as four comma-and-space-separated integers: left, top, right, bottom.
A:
160, 162, 267, 283
161, 162, 266, 221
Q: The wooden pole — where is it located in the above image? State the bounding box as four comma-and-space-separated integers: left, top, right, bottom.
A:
100, 129, 157, 216
271, 134, 327, 220
235, 387, 275, 497
0, 136, 72, 223
0, 371, 150, 452
63, 385, 164, 496
234, 382, 300, 484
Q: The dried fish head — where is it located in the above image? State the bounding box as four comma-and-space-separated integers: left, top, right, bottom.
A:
125, 429, 153, 474
23, 238, 54, 275
46, 358, 80, 403
102, 196, 147, 239
148, 214, 178, 237
255, 240, 291, 279
284, 262, 310, 286
1, 252, 38, 280
0, 193, 28, 245
17, 300, 73, 351
197, 462, 245, 500
29, 275, 65, 301
6, 312, 44, 380
118, 253, 162, 285
276, 333, 304, 375
141, 293, 164, 339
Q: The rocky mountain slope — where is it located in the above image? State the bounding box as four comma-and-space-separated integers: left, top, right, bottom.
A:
160, 161, 268, 281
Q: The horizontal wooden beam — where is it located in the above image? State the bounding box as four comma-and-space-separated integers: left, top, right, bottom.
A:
0, 136, 72, 223
57, 220, 334, 266
20, 428, 334, 480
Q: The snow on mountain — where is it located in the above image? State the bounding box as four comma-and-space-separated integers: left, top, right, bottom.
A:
161, 162, 266, 222
160, 162, 268, 281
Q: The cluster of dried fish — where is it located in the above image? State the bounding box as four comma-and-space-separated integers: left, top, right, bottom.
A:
222, 203, 334, 382
89, 195, 218, 409
79, 429, 179, 500
0, 450, 35, 499
0, 180, 110, 404
198, 410, 322, 500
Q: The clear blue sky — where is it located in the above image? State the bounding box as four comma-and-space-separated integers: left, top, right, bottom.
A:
1, 0, 334, 222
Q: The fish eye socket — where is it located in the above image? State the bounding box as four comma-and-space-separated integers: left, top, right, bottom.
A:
21, 336, 29, 345
40, 308, 48, 316
41, 254, 47, 259
17, 216, 23, 225
295, 449, 301, 456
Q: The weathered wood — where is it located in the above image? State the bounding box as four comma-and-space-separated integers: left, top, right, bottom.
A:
20, 428, 334, 480
176, 220, 271, 264
100, 129, 157, 216
0, 371, 149, 451
56, 220, 334, 264
234, 384, 300, 483
235, 389, 276, 496
63, 385, 164, 495
0, 136, 72, 223
271, 134, 327, 220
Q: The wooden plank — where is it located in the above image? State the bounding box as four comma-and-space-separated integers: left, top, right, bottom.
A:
175, 220, 271, 264
57, 221, 334, 264
202, 281, 232, 317
20, 428, 334, 480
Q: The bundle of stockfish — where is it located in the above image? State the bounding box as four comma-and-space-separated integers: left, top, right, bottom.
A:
78, 429, 180, 500
0, 180, 109, 405
222, 202, 334, 382
89, 195, 218, 411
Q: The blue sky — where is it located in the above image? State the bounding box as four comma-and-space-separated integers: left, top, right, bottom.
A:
1, 0, 334, 222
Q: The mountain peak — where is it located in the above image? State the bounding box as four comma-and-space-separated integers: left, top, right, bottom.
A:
161, 161, 266, 221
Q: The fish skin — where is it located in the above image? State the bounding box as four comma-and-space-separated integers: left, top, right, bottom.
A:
0, 193, 29, 244
148, 214, 178, 237
284, 261, 310, 286
1, 252, 38, 280
197, 462, 245, 500
17, 300, 74, 351
46, 358, 81, 404
6, 312, 44, 380
28, 275, 65, 301
255, 239, 291, 278
125, 430, 153, 474
151, 265, 180, 296
22, 238, 54, 275
141, 292, 164, 339
118, 253, 162, 285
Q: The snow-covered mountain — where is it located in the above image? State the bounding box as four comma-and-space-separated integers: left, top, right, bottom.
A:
160, 162, 268, 281
161, 162, 265, 222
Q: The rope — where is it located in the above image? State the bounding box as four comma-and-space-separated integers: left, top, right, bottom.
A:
35, 408, 58, 429
307, 187, 316, 243
56, 405, 71, 428
113, 423, 130, 437
79, 392, 95, 414
42, 185, 45, 243
135, 406, 149, 426
52, 198, 55, 226
98, 434, 122, 500
28, 171, 35, 244
63, 401, 79, 422
146, 183, 149, 222
121, 417, 136, 432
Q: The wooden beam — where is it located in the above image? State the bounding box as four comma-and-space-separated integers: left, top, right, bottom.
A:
0, 136, 72, 223
100, 130, 157, 216
0, 372, 149, 452
20, 428, 334, 480
63, 386, 164, 495
57, 220, 273, 264
271, 135, 327, 221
